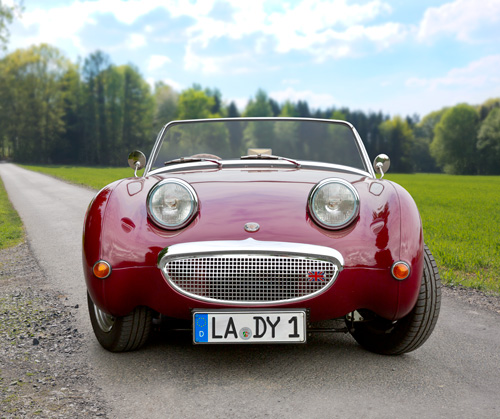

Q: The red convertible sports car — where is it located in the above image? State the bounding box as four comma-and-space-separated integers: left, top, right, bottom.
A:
83, 117, 441, 354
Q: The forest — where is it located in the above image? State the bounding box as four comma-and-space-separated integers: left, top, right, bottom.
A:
1, 44, 499, 174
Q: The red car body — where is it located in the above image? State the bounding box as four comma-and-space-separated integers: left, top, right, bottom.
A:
83, 118, 439, 354
84, 167, 423, 319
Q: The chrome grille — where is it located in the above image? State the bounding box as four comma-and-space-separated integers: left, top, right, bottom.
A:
163, 255, 338, 303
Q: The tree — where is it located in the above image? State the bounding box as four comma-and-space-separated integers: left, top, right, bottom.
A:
378, 116, 415, 173
226, 102, 243, 155
243, 89, 273, 117
431, 104, 479, 174
226, 101, 240, 118
204, 87, 222, 115
477, 107, 500, 174
52, 63, 83, 163
268, 98, 281, 116
331, 110, 346, 121
79, 54, 154, 165
153, 82, 178, 132
120, 65, 154, 159
296, 101, 311, 118
0, 1, 22, 50
478, 97, 500, 121
279, 101, 298, 117
242, 90, 274, 150
81, 51, 111, 165
177, 88, 215, 120
411, 109, 447, 173
0, 44, 71, 163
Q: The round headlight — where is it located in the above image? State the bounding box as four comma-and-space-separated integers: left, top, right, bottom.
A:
147, 179, 198, 229
308, 179, 360, 229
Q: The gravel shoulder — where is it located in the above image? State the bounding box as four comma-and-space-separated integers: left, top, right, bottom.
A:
0, 242, 108, 418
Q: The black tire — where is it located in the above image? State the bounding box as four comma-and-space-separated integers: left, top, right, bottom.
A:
349, 245, 441, 355
87, 292, 152, 352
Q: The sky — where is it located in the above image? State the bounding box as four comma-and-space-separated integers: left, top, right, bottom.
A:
5, 0, 500, 117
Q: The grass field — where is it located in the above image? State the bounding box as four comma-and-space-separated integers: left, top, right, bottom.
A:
14, 166, 500, 294
387, 174, 500, 293
0, 178, 24, 249
20, 165, 143, 190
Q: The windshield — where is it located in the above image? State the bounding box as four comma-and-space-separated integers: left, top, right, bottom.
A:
149, 118, 369, 172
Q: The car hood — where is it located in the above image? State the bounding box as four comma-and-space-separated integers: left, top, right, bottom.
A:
87, 168, 406, 268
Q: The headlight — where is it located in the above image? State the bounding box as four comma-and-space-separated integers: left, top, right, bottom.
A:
308, 179, 360, 229
147, 179, 198, 229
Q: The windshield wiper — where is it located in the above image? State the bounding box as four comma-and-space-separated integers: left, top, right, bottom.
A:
240, 154, 301, 168
164, 157, 222, 168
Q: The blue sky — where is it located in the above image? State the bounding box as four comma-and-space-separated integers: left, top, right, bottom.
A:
6, 0, 500, 117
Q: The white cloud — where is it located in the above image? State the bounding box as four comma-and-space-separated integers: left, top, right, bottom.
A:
184, 44, 257, 74
127, 33, 146, 49
10, 0, 176, 55
264, 0, 399, 55
148, 54, 172, 71
161, 78, 183, 91
184, 0, 405, 62
406, 55, 500, 90
385, 54, 500, 116
418, 0, 500, 42
12, 0, 407, 70
269, 87, 337, 110
146, 77, 183, 92
229, 97, 249, 114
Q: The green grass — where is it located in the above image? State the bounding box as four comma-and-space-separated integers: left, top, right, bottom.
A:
14, 166, 500, 294
20, 165, 143, 190
0, 178, 24, 249
387, 174, 500, 294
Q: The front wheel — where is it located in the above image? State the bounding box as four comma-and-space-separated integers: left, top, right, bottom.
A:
349, 245, 441, 355
87, 292, 152, 352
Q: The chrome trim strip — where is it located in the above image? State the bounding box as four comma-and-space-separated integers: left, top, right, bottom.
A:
157, 238, 344, 306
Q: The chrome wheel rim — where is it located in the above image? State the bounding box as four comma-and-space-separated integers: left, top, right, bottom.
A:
93, 303, 115, 333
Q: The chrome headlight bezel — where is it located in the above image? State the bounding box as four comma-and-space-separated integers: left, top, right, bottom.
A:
147, 178, 198, 230
308, 178, 360, 230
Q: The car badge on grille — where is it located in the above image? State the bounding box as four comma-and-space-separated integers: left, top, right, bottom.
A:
244, 222, 260, 232
307, 271, 325, 282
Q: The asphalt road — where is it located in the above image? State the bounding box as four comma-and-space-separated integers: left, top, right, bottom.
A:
1, 163, 499, 419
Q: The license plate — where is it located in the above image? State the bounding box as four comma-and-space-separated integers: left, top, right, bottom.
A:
193, 309, 306, 344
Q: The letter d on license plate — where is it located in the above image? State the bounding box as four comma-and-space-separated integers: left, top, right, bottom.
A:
193, 310, 306, 344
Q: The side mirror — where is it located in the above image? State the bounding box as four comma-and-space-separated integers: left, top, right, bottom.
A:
373, 154, 390, 179
128, 150, 146, 178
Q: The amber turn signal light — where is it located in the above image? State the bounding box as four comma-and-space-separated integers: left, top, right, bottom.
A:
392, 261, 410, 280
93, 260, 111, 279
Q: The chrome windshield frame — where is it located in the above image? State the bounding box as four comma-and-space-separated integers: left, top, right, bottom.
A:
144, 117, 376, 178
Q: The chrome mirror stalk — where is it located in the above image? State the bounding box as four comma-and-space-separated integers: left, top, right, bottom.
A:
373, 154, 390, 179
128, 151, 147, 178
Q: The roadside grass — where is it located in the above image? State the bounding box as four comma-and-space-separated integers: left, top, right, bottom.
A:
0, 178, 24, 249
14, 166, 500, 294
20, 165, 142, 190
387, 174, 500, 294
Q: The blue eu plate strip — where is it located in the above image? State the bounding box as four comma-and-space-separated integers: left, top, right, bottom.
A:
194, 313, 208, 343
